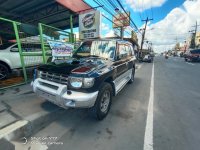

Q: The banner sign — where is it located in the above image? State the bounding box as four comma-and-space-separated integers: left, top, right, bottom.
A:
79, 10, 101, 39
113, 12, 130, 28
48, 40, 73, 57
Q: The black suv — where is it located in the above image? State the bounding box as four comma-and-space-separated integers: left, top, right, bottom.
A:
32, 39, 136, 120
184, 49, 200, 62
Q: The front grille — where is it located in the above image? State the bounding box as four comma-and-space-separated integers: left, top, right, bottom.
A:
40, 71, 68, 84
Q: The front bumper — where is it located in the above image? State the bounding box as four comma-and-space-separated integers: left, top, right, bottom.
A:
32, 78, 98, 109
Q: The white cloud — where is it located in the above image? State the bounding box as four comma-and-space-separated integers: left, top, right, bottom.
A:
102, 23, 110, 31
143, 0, 200, 53
126, 0, 166, 12
105, 30, 116, 37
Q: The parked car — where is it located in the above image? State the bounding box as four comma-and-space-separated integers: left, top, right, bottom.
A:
0, 42, 43, 80
184, 49, 200, 62
32, 39, 136, 120
143, 54, 153, 63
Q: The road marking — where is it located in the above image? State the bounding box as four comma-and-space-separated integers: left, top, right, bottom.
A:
143, 63, 154, 150
186, 62, 195, 66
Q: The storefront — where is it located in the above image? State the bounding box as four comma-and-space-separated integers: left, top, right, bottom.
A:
0, 0, 91, 89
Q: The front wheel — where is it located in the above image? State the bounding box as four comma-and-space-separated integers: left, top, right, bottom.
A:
89, 83, 112, 120
0, 63, 10, 80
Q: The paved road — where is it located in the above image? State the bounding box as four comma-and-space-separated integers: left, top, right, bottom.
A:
154, 56, 200, 150
13, 56, 200, 150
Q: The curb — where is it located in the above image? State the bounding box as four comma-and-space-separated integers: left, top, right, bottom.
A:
0, 108, 66, 141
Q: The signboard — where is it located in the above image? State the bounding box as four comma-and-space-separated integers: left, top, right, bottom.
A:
48, 40, 73, 57
113, 12, 130, 28
79, 10, 101, 39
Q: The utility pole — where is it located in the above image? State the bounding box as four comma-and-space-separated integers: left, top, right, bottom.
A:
190, 21, 200, 48
120, 26, 124, 40
140, 17, 153, 58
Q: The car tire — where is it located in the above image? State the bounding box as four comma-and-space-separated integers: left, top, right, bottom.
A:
128, 67, 135, 84
89, 82, 112, 120
0, 63, 10, 80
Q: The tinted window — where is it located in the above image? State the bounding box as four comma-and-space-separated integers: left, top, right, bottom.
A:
118, 44, 128, 59
0, 43, 14, 50
10, 44, 19, 52
21, 44, 42, 52
74, 40, 116, 59
127, 45, 134, 56
191, 49, 200, 54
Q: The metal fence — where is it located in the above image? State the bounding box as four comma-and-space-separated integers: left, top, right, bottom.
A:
0, 17, 75, 90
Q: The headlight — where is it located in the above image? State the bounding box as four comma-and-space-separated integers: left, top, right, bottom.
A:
69, 77, 94, 89
69, 77, 83, 89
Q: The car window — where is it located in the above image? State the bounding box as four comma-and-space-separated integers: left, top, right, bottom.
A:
74, 41, 92, 57
21, 44, 42, 52
127, 45, 134, 56
118, 44, 128, 59
10, 44, 19, 52
191, 50, 200, 54
0, 43, 14, 50
197, 49, 200, 54
74, 40, 116, 59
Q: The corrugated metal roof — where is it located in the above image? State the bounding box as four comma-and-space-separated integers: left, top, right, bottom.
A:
0, 0, 79, 29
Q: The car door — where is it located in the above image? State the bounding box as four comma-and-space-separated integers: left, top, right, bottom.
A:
114, 44, 128, 77
113, 43, 130, 93
9, 44, 22, 69
126, 44, 135, 70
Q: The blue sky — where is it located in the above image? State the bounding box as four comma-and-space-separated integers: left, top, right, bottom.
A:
81, 0, 185, 32
72, 0, 200, 52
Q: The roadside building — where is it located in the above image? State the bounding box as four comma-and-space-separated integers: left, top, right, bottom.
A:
195, 32, 200, 48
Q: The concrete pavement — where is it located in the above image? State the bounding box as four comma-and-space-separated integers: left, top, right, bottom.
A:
0, 84, 66, 143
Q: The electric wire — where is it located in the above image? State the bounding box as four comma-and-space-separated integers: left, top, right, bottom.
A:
94, 0, 132, 35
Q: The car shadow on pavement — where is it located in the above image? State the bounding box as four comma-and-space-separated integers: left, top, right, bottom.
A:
40, 101, 63, 112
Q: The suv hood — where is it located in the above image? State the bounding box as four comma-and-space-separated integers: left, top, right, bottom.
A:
38, 57, 109, 76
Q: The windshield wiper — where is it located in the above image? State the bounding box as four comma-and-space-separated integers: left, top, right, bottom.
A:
88, 55, 100, 57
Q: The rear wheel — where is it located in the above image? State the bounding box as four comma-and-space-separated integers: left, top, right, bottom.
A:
0, 63, 10, 80
89, 83, 112, 120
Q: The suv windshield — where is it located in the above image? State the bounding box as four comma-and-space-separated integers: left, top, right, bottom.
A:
74, 40, 116, 59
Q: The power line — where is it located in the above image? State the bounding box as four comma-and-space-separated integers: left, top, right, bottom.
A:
95, 0, 140, 33
115, 0, 140, 32
101, 13, 131, 36
101, 14, 130, 37
93, 0, 132, 36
